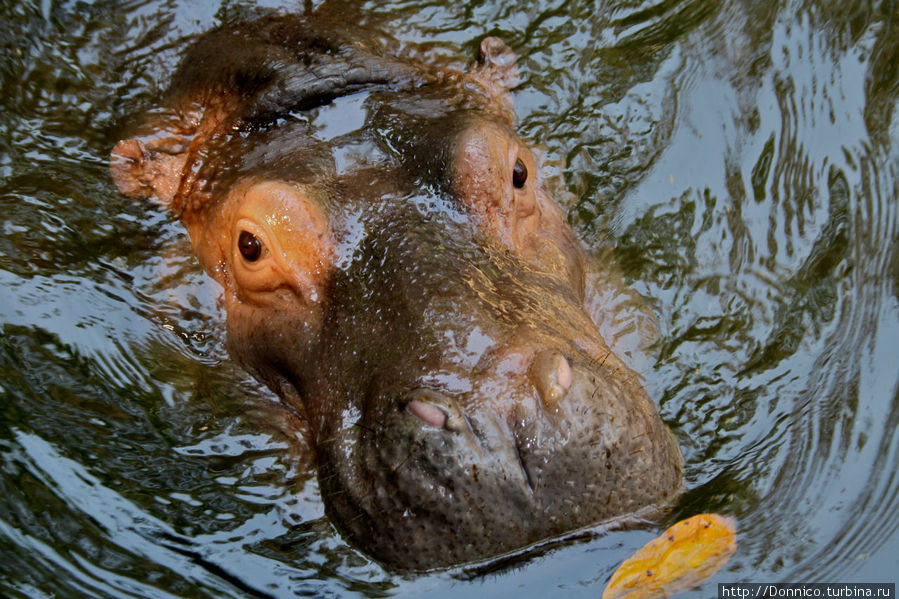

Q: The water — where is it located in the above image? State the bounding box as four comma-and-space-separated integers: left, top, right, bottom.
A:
1, 0, 897, 596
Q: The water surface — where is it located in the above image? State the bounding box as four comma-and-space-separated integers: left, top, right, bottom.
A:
1, 0, 898, 596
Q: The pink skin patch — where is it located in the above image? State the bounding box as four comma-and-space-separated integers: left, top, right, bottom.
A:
556, 355, 573, 390
407, 400, 447, 428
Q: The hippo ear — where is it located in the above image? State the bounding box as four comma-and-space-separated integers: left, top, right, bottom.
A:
110, 104, 225, 213
467, 37, 521, 123
110, 137, 190, 206
473, 37, 520, 90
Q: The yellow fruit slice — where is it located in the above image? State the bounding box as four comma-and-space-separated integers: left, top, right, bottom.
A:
602, 513, 737, 599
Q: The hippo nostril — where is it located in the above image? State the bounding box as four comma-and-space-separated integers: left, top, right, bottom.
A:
404, 388, 466, 430
407, 399, 447, 428
556, 354, 572, 390
529, 350, 573, 410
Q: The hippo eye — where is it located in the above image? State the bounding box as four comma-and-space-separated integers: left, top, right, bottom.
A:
238, 230, 263, 262
512, 158, 528, 189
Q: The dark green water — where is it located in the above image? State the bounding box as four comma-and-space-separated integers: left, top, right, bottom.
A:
2, 0, 898, 596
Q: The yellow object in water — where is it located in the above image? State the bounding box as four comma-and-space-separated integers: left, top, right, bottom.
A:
602, 513, 737, 599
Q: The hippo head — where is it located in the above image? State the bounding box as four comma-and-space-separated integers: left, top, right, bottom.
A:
111, 14, 682, 570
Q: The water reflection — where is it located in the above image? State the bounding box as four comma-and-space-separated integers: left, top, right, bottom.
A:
608, 0, 899, 583
1, 0, 898, 596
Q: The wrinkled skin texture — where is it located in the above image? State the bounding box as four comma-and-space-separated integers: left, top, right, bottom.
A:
111, 11, 683, 570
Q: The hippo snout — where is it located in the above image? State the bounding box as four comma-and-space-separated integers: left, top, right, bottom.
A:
317, 341, 683, 570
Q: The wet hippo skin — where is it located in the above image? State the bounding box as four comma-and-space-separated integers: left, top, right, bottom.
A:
110, 12, 683, 570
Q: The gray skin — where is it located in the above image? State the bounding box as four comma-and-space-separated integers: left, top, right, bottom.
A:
110, 12, 683, 571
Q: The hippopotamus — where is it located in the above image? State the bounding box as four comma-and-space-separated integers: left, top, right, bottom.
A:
110, 12, 682, 570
